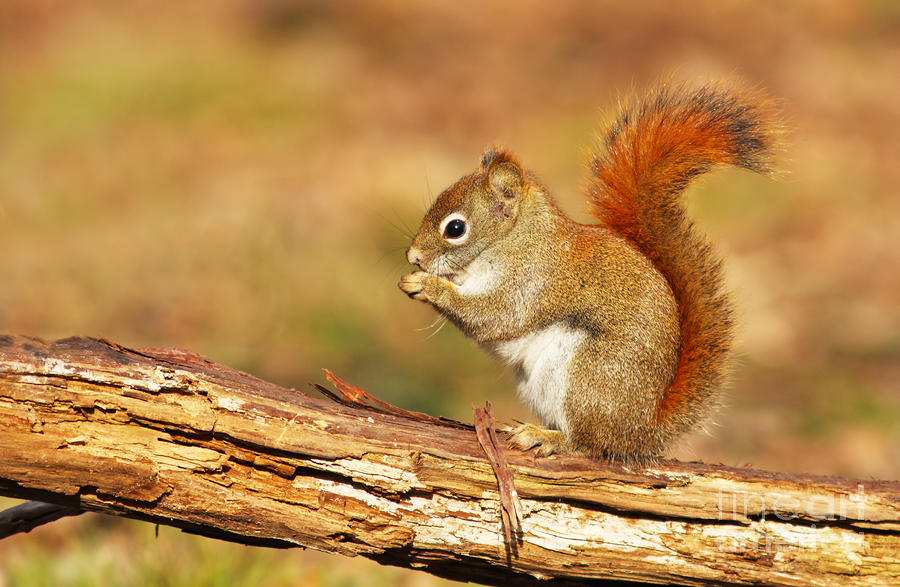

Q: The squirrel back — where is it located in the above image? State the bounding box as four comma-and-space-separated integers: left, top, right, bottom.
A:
587, 82, 779, 442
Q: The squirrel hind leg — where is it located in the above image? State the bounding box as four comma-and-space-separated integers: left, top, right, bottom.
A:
504, 423, 571, 457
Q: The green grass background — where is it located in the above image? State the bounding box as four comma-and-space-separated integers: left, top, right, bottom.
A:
1, 1, 898, 584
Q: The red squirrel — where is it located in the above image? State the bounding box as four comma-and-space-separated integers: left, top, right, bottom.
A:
399, 82, 778, 463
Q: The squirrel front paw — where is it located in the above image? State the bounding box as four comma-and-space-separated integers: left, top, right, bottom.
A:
399, 271, 432, 302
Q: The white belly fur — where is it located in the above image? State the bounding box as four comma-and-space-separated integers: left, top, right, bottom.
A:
493, 323, 587, 435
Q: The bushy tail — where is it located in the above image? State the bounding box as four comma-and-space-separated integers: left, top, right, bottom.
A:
587, 81, 779, 437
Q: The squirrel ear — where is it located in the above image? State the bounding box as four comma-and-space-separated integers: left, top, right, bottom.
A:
481, 147, 523, 199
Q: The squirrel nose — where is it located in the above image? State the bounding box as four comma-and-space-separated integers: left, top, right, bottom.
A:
407, 247, 422, 266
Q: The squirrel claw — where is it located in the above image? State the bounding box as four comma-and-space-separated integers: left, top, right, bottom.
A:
506, 423, 567, 457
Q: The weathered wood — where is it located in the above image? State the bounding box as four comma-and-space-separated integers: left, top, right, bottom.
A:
0, 335, 897, 586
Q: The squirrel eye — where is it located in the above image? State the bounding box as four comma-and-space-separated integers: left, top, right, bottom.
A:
439, 213, 469, 244
444, 219, 466, 239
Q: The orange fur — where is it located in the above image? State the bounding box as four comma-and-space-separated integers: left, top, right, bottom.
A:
588, 82, 779, 435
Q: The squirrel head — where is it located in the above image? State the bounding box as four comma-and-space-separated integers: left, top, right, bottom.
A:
406, 148, 527, 283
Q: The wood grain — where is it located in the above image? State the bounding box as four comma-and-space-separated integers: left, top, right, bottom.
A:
0, 335, 898, 585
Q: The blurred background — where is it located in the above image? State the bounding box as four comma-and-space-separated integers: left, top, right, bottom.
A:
1, 1, 898, 585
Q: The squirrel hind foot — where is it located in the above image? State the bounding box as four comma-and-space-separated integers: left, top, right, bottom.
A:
505, 423, 569, 457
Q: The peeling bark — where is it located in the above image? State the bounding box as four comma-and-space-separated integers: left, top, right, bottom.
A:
0, 335, 898, 586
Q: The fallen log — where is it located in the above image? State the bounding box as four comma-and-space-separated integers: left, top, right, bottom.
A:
0, 335, 897, 585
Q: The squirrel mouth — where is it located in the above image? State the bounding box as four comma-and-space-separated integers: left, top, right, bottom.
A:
421, 257, 464, 285
434, 271, 459, 284
421, 262, 461, 285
